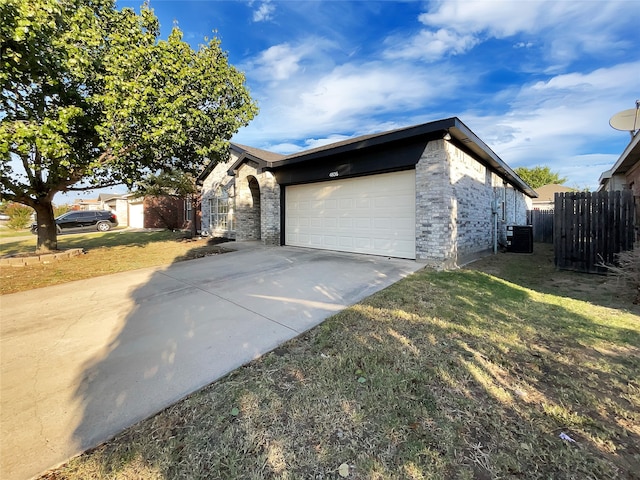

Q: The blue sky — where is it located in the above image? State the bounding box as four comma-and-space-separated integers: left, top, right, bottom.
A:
113, 0, 640, 192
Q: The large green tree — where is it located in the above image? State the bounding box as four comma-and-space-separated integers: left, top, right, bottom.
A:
1, 0, 257, 251
514, 166, 567, 189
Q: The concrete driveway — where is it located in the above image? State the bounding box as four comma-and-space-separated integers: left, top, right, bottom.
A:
0, 243, 422, 480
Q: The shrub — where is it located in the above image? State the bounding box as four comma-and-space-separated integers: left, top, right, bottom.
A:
53, 203, 71, 218
5, 202, 34, 230
603, 248, 640, 304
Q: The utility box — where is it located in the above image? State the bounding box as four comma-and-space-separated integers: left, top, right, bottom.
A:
506, 225, 533, 253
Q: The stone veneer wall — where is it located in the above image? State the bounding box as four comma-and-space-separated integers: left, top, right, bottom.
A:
259, 171, 281, 246
415, 139, 531, 267
200, 155, 236, 239
235, 163, 261, 241
201, 155, 281, 245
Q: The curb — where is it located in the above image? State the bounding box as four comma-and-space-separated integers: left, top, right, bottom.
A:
0, 248, 85, 267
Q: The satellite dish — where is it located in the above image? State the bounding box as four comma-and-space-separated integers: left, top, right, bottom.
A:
609, 102, 640, 134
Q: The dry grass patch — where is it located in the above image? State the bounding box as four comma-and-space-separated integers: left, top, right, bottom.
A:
38, 246, 640, 480
0, 231, 230, 294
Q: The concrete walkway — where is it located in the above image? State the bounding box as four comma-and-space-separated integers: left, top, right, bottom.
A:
0, 243, 422, 480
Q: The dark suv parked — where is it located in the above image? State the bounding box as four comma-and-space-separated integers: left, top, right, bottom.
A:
31, 210, 118, 234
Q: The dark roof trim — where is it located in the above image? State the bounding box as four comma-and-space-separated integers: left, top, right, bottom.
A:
217, 118, 538, 197
269, 118, 456, 168
447, 120, 537, 197
226, 143, 287, 177
196, 143, 287, 185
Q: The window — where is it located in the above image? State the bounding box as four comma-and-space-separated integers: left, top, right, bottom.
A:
209, 188, 233, 230
185, 199, 192, 221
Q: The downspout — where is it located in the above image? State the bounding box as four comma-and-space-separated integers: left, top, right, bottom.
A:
492, 187, 498, 254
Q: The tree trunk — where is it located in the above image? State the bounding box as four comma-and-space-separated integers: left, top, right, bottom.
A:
33, 200, 58, 252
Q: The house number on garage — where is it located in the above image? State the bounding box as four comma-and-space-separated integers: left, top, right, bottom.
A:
329, 171, 339, 177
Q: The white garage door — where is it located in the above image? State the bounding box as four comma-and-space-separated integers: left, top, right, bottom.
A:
128, 202, 144, 228
285, 170, 416, 259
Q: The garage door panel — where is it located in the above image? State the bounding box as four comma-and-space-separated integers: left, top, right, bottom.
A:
339, 237, 354, 248
323, 218, 337, 228
285, 170, 415, 259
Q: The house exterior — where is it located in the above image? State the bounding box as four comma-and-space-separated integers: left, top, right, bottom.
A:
198, 117, 536, 267
532, 184, 576, 210
598, 132, 640, 195
96, 193, 196, 230
598, 131, 640, 238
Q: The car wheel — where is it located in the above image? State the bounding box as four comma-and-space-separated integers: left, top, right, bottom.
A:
97, 221, 111, 232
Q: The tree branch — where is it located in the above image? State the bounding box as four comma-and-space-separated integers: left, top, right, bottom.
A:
65, 181, 124, 191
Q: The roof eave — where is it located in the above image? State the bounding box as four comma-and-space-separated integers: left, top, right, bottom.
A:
227, 152, 271, 177
268, 118, 459, 169
448, 120, 538, 198
599, 132, 640, 185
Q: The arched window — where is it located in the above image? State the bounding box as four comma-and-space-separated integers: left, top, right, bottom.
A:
209, 187, 234, 230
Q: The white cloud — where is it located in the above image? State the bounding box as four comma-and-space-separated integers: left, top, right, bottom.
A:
237, 52, 463, 147
297, 64, 434, 121
302, 135, 353, 150
252, 1, 275, 23
417, 0, 636, 63
383, 28, 478, 61
418, 0, 548, 37
243, 38, 338, 84
264, 142, 304, 155
463, 61, 640, 189
252, 44, 303, 81
232, 3, 638, 190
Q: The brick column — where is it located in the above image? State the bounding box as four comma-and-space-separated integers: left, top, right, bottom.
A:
260, 171, 281, 246
415, 139, 455, 266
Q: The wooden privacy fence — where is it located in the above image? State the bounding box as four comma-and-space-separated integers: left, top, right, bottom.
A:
528, 209, 554, 243
554, 190, 635, 273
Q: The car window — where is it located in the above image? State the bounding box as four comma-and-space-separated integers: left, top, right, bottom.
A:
57, 212, 76, 220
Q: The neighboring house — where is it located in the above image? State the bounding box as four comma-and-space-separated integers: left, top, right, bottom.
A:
598, 132, 640, 195
199, 117, 536, 267
72, 198, 102, 210
598, 131, 640, 237
95, 193, 196, 230
532, 184, 576, 210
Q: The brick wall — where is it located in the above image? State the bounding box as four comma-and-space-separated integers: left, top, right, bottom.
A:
260, 171, 281, 246
415, 140, 452, 265
415, 139, 531, 267
143, 196, 186, 229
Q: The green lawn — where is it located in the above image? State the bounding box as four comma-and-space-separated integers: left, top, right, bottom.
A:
37, 246, 639, 480
0, 228, 33, 239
